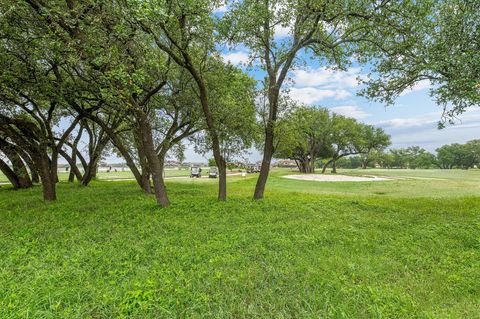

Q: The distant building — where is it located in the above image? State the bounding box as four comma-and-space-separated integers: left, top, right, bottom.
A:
275, 159, 297, 168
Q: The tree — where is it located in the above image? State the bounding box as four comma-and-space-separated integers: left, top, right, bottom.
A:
193, 63, 258, 169
131, 0, 231, 201
361, 0, 480, 126
387, 146, 435, 169
274, 106, 331, 173
321, 115, 362, 174
358, 126, 391, 169
0, 3, 88, 200
222, 0, 428, 199
61, 119, 111, 186
436, 140, 480, 169
16, 0, 208, 206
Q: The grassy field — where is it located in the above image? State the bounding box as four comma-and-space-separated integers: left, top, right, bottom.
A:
0, 169, 479, 318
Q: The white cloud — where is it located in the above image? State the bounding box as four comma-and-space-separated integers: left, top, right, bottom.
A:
291, 67, 362, 88
378, 117, 436, 128
377, 107, 480, 131
222, 51, 249, 65
330, 105, 370, 119
375, 112, 439, 131
289, 87, 351, 104
274, 25, 290, 38
399, 80, 431, 96
286, 67, 363, 104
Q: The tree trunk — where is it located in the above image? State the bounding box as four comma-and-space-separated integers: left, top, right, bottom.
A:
81, 137, 108, 186
0, 138, 32, 188
216, 157, 227, 201
81, 164, 95, 186
254, 82, 280, 200
37, 154, 56, 201
305, 156, 315, 173
59, 149, 83, 182
28, 163, 40, 183
254, 125, 274, 199
322, 159, 334, 174
0, 158, 21, 189
19, 151, 39, 183
332, 159, 337, 173
137, 111, 170, 207
185, 64, 227, 201
134, 129, 153, 194
87, 115, 146, 190
299, 160, 306, 173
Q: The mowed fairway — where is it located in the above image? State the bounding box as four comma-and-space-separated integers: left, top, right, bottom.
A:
0, 169, 479, 318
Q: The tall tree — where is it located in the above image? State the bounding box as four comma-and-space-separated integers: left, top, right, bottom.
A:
132, 0, 231, 201
361, 0, 479, 125
193, 63, 258, 167
222, 0, 426, 198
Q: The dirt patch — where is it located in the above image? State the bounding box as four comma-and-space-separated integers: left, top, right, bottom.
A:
283, 174, 391, 182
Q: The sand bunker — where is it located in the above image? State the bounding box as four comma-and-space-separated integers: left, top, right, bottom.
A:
283, 174, 391, 182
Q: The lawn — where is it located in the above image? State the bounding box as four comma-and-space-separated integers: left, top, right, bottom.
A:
0, 169, 479, 318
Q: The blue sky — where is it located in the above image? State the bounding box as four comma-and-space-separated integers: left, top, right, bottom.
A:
112, 5, 480, 164
199, 8, 480, 164
181, 54, 480, 163
179, 55, 480, 163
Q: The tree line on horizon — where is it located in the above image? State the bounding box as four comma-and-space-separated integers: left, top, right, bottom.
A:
332, 140, 480, 170
0, 0, 478, 206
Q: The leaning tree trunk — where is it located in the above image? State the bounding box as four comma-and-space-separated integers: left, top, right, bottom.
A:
59, 149, 83, 182
137, 111, 170, 207
193, 73, 226, 201
68, 153, 77, 182
81, 137, 108, 186
10, 156, 32, 188
21, 154, 39, 183
0, 158, 21, 189
322, 159, 334, 174
254, 122, 275, 199
87, 115, 147, 191
0, 138, 32, 188
134, 130, 152, 194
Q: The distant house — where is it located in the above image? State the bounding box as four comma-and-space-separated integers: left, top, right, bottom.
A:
275, 159, 297, 168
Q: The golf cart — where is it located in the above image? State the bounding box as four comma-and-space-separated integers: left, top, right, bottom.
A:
190, 166, 202, 178
246, 164, 260, 173
208, 167, 218, 178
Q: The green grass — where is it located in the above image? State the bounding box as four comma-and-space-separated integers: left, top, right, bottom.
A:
0, 169, 479, 318
268, 168, 480, 198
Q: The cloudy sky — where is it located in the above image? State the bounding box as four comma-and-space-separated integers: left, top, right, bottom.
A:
109, 7, 479, 164
200, 9, 479, 164
182, 54, 480, 162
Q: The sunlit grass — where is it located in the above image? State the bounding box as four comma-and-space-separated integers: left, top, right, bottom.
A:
0, 169, 479, 318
